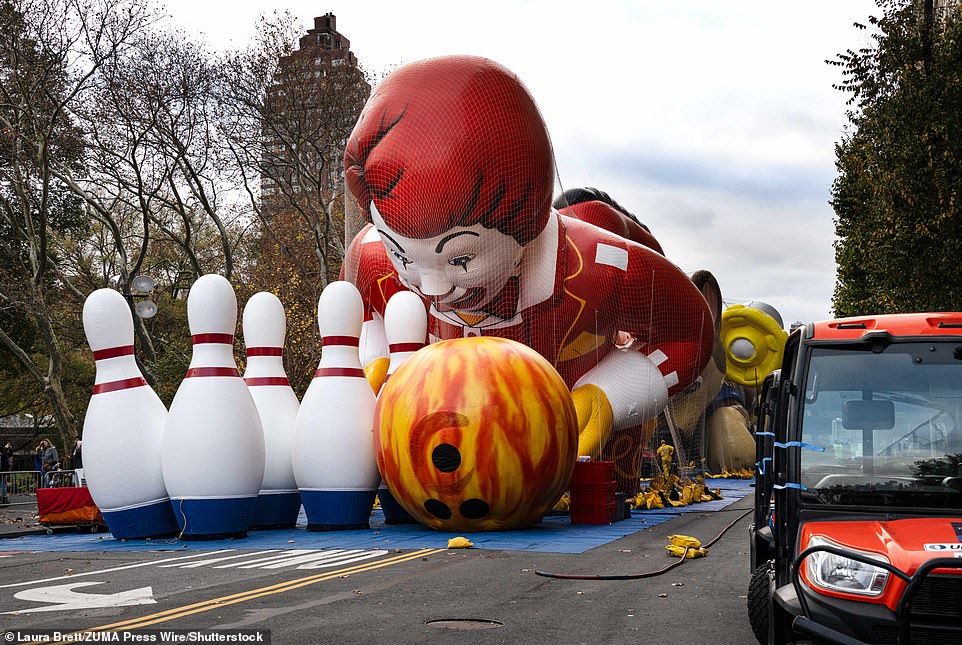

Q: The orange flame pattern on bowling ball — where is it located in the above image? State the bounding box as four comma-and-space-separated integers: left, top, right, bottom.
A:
374, 337, 578, 531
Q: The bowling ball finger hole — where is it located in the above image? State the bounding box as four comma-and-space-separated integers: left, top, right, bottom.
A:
459, 498, 489, 519
431, 443, 461, 473
424, 498, 452, 520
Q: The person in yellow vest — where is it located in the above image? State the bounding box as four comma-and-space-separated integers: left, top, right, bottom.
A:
656, 440, 674, 483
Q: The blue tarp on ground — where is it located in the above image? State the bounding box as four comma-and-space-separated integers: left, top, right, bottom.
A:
1, 479, 753, 554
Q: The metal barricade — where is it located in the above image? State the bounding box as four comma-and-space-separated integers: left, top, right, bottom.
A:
0, 470, 44, 505
41, 469, 80, 489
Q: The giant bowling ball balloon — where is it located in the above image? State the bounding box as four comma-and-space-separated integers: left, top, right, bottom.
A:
375, 337, 578, 531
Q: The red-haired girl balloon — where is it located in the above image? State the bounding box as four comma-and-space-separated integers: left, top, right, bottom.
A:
344, 55, 714, 464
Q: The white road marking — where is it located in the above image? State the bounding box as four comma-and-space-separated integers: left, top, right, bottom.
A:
4, 581, 156, 614
214, 549, 320, 569
158, 550, 280, 568
297, 550, 388, 569
214, 549, 389, 570
0, 548, 393, 594
251, 549, 355, 569
257, 550, 357, 569
0, 550, 234, 590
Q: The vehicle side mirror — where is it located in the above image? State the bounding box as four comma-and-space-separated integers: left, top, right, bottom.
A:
841, 400, 895, 430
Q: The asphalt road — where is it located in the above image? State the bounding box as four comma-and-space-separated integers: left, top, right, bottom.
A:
0, 496, 757, 645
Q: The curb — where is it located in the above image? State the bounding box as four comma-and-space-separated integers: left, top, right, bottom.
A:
0, 528, 46, 539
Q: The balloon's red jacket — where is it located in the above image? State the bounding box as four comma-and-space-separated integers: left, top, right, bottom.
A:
343, 206, 714, 399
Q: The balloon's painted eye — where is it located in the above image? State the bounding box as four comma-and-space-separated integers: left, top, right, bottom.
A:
390, 248, 411, 270
448, 254, 474, 272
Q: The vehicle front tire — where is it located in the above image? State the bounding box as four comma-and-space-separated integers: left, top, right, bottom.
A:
748, 562, 773, 644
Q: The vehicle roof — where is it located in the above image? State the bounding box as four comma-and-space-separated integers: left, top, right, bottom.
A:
810, 312, 962, 340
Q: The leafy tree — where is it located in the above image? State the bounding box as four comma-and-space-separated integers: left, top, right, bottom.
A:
0, 0, 103, 450
219, 13, 371, 392
831, 0, 962, 316
0, 2, 370, 441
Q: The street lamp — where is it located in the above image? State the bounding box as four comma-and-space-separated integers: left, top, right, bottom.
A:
129, 274, 158, 319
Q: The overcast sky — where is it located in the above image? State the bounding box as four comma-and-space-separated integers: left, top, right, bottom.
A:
166, 0, 880, 327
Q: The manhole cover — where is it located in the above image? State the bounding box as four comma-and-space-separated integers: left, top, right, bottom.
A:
426, 619, 505, 630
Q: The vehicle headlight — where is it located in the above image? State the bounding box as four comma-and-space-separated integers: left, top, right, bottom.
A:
805, 536, 889, 597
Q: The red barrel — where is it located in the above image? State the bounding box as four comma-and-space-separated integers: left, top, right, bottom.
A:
569, 460, 615, 486
570, 461, 617, 524
570, 501, 617, 525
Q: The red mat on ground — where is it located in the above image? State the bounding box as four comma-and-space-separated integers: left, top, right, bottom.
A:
36, 486, 102, 524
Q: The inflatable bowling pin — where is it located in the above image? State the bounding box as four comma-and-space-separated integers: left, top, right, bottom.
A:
377, 291, 428, 524
384, 291, 428, 379
243, 292, 301, 529
82, 289, 179, 538
162, 274, 265, 539
293, 280, 379, 531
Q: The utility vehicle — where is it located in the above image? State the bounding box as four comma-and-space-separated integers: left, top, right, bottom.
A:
748, 313, 962, 644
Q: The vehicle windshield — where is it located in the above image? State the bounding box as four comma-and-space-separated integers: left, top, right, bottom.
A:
799, 341, 962, 509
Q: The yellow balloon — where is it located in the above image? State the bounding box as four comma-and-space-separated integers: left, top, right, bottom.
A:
720, 303, 788, 386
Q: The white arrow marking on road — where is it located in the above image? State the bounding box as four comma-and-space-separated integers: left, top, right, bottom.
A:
4, 581, 156, 614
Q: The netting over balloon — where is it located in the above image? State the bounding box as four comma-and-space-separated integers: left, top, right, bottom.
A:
342, 55, 716, 495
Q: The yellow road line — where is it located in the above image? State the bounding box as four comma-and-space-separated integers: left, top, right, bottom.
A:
87, 548, 444, 633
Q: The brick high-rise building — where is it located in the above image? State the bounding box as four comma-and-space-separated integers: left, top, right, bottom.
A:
260, 12, 369, 196
254, 14, 370, 392
290, 13, 359, 68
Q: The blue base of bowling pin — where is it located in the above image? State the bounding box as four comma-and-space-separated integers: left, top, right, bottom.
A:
102, 499, 180, 539
170, 496, 256, 540
250, 491, 301, 530
378, 487, 416, 525
301, 489, 376, 531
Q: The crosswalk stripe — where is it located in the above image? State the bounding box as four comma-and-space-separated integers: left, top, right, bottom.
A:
251, 550, 351, 569
158, 550, 281, 568
297, 550, 387, 569
213, 549, 320, 569
257, 550, 378, 570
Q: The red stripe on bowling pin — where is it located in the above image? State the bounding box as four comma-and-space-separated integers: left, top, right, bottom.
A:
185, 367, 241, 378
92, 377, 148, 394
245, 376, 291, 387
322, 336, 360, 347
314, 367, 365, 378
192, 333, 234, 345
388, 342, 424, 353
247, 347, 283, 356
93, 345, 135, 361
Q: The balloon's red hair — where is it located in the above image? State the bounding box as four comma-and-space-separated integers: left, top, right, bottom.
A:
345, 55, 554, 245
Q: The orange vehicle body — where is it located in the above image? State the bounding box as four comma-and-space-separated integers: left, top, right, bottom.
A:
811, 313, 962, 340
799, 519, 962, 611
